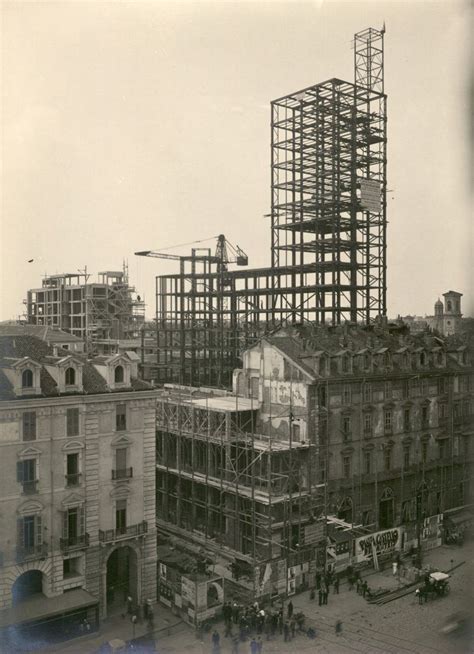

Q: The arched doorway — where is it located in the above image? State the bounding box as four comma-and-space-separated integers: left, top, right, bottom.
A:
12, 570, 44, 606
106, 546, 138, 615
379, 487, 395, 529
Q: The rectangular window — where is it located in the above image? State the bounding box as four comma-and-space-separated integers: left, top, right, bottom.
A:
364, 451, 371, 475
116, 447, 127, 471
403, 446, 410, 469
343, 456, 351, 479
403, 409, 411, 432
421, 406, 429, 426
318, 386, 327, 408
421, 441, 428, 463
420, 379, 428, 397
438, 440, 446, 459
17, 459, 37, 494
67, 408, 79, 437
364, 412, 372, 435
18, 515, 37, 548
250, 377, 259, 399
438, 377, 446, 395
384, 448, 392, 471
342, 416, 351, 441
384, 410, 392, 433
116, 499, 127, 533
319, 417, 328, 445
384, 381, 392, 400
22, 412, 36, 441
319, 458, 326, 483
363, 383, 372, 403
116, 404, 127, 431
66, 453, 80, 486
438, 403, 447, 420
342, 385, 351, 405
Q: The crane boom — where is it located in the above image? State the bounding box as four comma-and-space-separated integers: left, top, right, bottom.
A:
134, 234, 248, 267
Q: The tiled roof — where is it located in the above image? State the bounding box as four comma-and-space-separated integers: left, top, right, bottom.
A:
0, 324, 83, 343
0, 335, 153, 400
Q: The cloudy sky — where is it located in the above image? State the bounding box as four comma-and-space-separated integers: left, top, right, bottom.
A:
1, 0, 471, 321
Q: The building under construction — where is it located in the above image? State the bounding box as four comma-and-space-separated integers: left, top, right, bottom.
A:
26, 267, 145, 351
145, 27, 387, 388
156, 322, 473, 619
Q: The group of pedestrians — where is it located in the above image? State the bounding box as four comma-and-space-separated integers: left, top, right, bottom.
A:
213, 599, 305, 652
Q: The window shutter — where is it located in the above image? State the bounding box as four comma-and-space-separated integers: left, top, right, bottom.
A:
79, 506, 85, 536
17, 518, 24, 547
17, 461, 24, 482
35, 515, 42, 545
62, 511, 68, 539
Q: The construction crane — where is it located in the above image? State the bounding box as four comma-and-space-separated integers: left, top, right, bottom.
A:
135, 234, 248, 271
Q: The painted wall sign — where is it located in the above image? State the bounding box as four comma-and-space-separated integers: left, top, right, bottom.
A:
355, 527, 401, 560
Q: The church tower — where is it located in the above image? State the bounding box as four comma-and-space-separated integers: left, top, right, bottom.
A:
442, 291, 462, 336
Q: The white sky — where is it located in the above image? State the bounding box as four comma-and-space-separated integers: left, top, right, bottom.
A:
1, 0, 472, 321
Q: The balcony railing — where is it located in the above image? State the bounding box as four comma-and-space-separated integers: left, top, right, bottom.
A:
99, 521, 147, 543
16, 543, 48, 563
21, 480, 38, 495
112, 467, 133, 480
65, 473, 81, 487
60, 533, 90, 552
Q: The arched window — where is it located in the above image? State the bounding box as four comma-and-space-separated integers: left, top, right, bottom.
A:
114, 365, 124, 383
447, 300, 452, 312
65, 367, 76, 386
22, 369, 33, 388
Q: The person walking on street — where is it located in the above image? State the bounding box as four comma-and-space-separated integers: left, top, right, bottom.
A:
362, 580, 368, 598
356, 577, 362, 595
212, 630, 221, 654
231, 634, 240, 654
323, 586, 329, 605
250, 638, 258, 654
287, 600, 293, 619
256, 635, 263, 653
334, 576, 340, 594
318, 588, 323, 606
290, 618, 296, 640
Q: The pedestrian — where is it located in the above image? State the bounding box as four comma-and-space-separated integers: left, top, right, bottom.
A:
334, 576, 340, 594
231, 633, 240, 654
233, 602, 239, 624
250, 638, 258, 654
362, 580, 368, 598
290, 618, 296, 640
256, 635, 263, 653
335, 620, 343, 636
283, 622, 290, 642
126, 595, 133, 615
278, 611, 283, 635
287, 600, 293, 619
415, 588, 422, 605
271, 611, 278, 637
318, 588, 323, 606
212, 630, 221, 654
356, 578, 362, 595
310, 587, 315, 601
146, 609, 154, 632
323, 586, 328, 605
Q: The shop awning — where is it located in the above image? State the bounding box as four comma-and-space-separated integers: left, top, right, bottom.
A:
0, 589, 98, 629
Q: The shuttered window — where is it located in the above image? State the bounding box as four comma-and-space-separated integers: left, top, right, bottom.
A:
67, 408, 79, 436
22, 412, 36, 441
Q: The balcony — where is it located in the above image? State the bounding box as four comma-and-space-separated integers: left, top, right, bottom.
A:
16, 543, 48, 563
112, 467, 133, 481
60, 533, 90, 552
65, 473, 81, 488
21, 480, 39, 495
99, 521, 148, 543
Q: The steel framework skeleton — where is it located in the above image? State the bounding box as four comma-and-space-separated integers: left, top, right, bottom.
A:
154, 27, 387, 388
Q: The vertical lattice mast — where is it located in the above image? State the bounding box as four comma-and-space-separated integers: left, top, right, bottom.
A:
353, 26, 387, 321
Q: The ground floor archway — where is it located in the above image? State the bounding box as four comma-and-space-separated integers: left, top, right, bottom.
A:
106, 546, 139, 616
12, 570, 44, 606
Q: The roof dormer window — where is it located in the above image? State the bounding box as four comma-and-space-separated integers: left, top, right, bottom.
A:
65, 367, 76, 386
22, 369, 34, 388
114, 365, 124, 384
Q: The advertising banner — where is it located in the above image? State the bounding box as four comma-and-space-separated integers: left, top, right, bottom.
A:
355, 527, 401, 562
360, 178, 381, 213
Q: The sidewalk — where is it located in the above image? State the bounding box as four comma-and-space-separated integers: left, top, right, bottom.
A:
49, 603, 185, 654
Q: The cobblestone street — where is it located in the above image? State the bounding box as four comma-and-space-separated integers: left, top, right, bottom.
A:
150, 542, 472, 654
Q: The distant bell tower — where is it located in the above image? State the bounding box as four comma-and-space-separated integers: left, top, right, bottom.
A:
434, 299, 443, 317
442, 290, 462, 336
